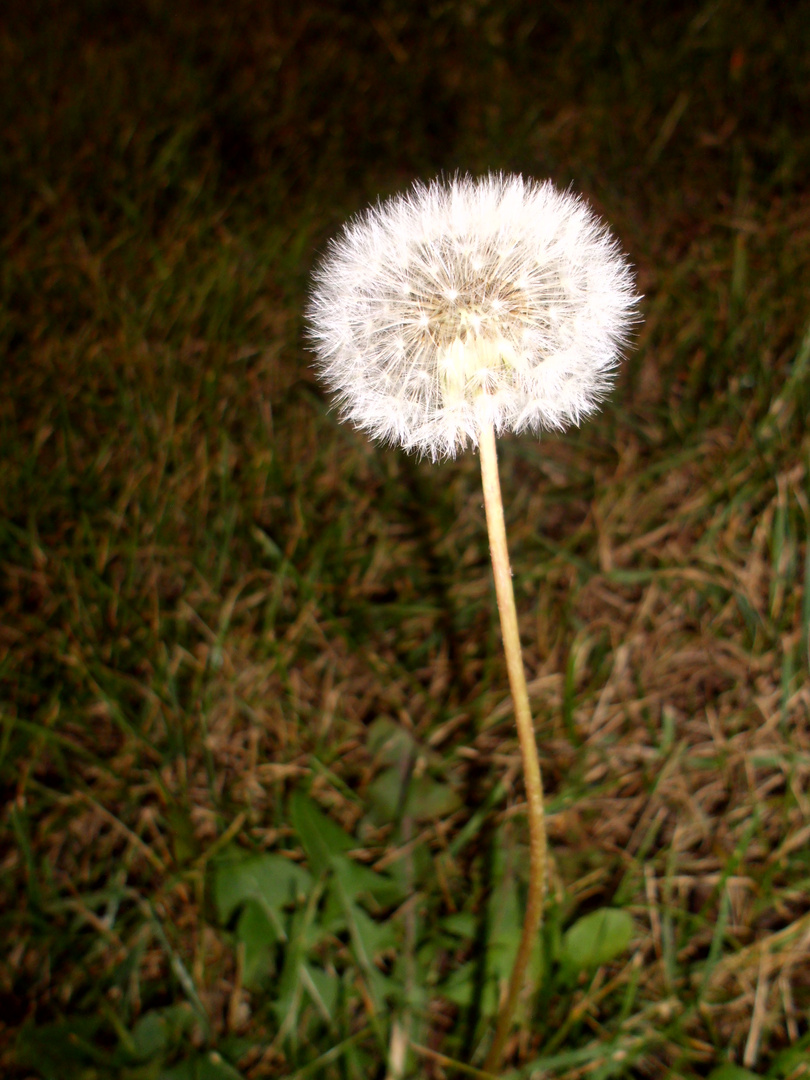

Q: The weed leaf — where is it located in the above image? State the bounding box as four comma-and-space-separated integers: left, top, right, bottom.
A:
560, 908, 634, 972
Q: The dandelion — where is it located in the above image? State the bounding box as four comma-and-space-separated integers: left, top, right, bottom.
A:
308, 173, 638, 461
307, 173, 640, 1071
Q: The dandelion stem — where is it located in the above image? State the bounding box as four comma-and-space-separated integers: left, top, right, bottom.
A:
478, 417, 548, 1074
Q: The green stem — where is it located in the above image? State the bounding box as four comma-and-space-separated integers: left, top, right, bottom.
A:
478, 417, 548, 1074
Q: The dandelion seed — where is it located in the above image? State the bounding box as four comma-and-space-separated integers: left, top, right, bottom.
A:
308, 173, 638, 461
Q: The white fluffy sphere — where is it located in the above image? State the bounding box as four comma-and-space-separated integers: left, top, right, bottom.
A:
308, 174, 639, 460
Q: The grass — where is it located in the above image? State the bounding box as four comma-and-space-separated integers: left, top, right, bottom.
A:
1, 0, 810, 1077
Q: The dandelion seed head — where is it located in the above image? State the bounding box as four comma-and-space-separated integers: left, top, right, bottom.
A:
307, 173, 640, 460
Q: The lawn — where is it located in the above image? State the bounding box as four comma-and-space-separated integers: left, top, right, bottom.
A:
1, 1, 809, 1077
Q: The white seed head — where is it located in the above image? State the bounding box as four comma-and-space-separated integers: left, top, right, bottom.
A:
307, 173, 640, 461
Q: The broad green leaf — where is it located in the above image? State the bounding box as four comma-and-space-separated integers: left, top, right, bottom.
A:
16, 1018, 103, 1079
368, 765, 461, 824
349, 900, 397, 958
213, 852, 311, 931
365, 963, 397, 1010
320, 884, 349, 934
441, 959, 478, 1007
442, 912, 476, 939
332, 851, 403, 906
488, 873, 523, 958
768, 1034, 810, 1077
273, 879, 327, 1030
407, 772, 462, 821
236, 899, 278, 985
290, 791, 354, 877
130, 1003, 197, 1061
302, 963, 341, 1021
560, 908, 634, 972
367, 717, 416, 764
131, 1010, 170, 1059
367, 766, 404, 820
289, 794, 401, 1016
166, 805, 200, 864
329, 884, 391, 1015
